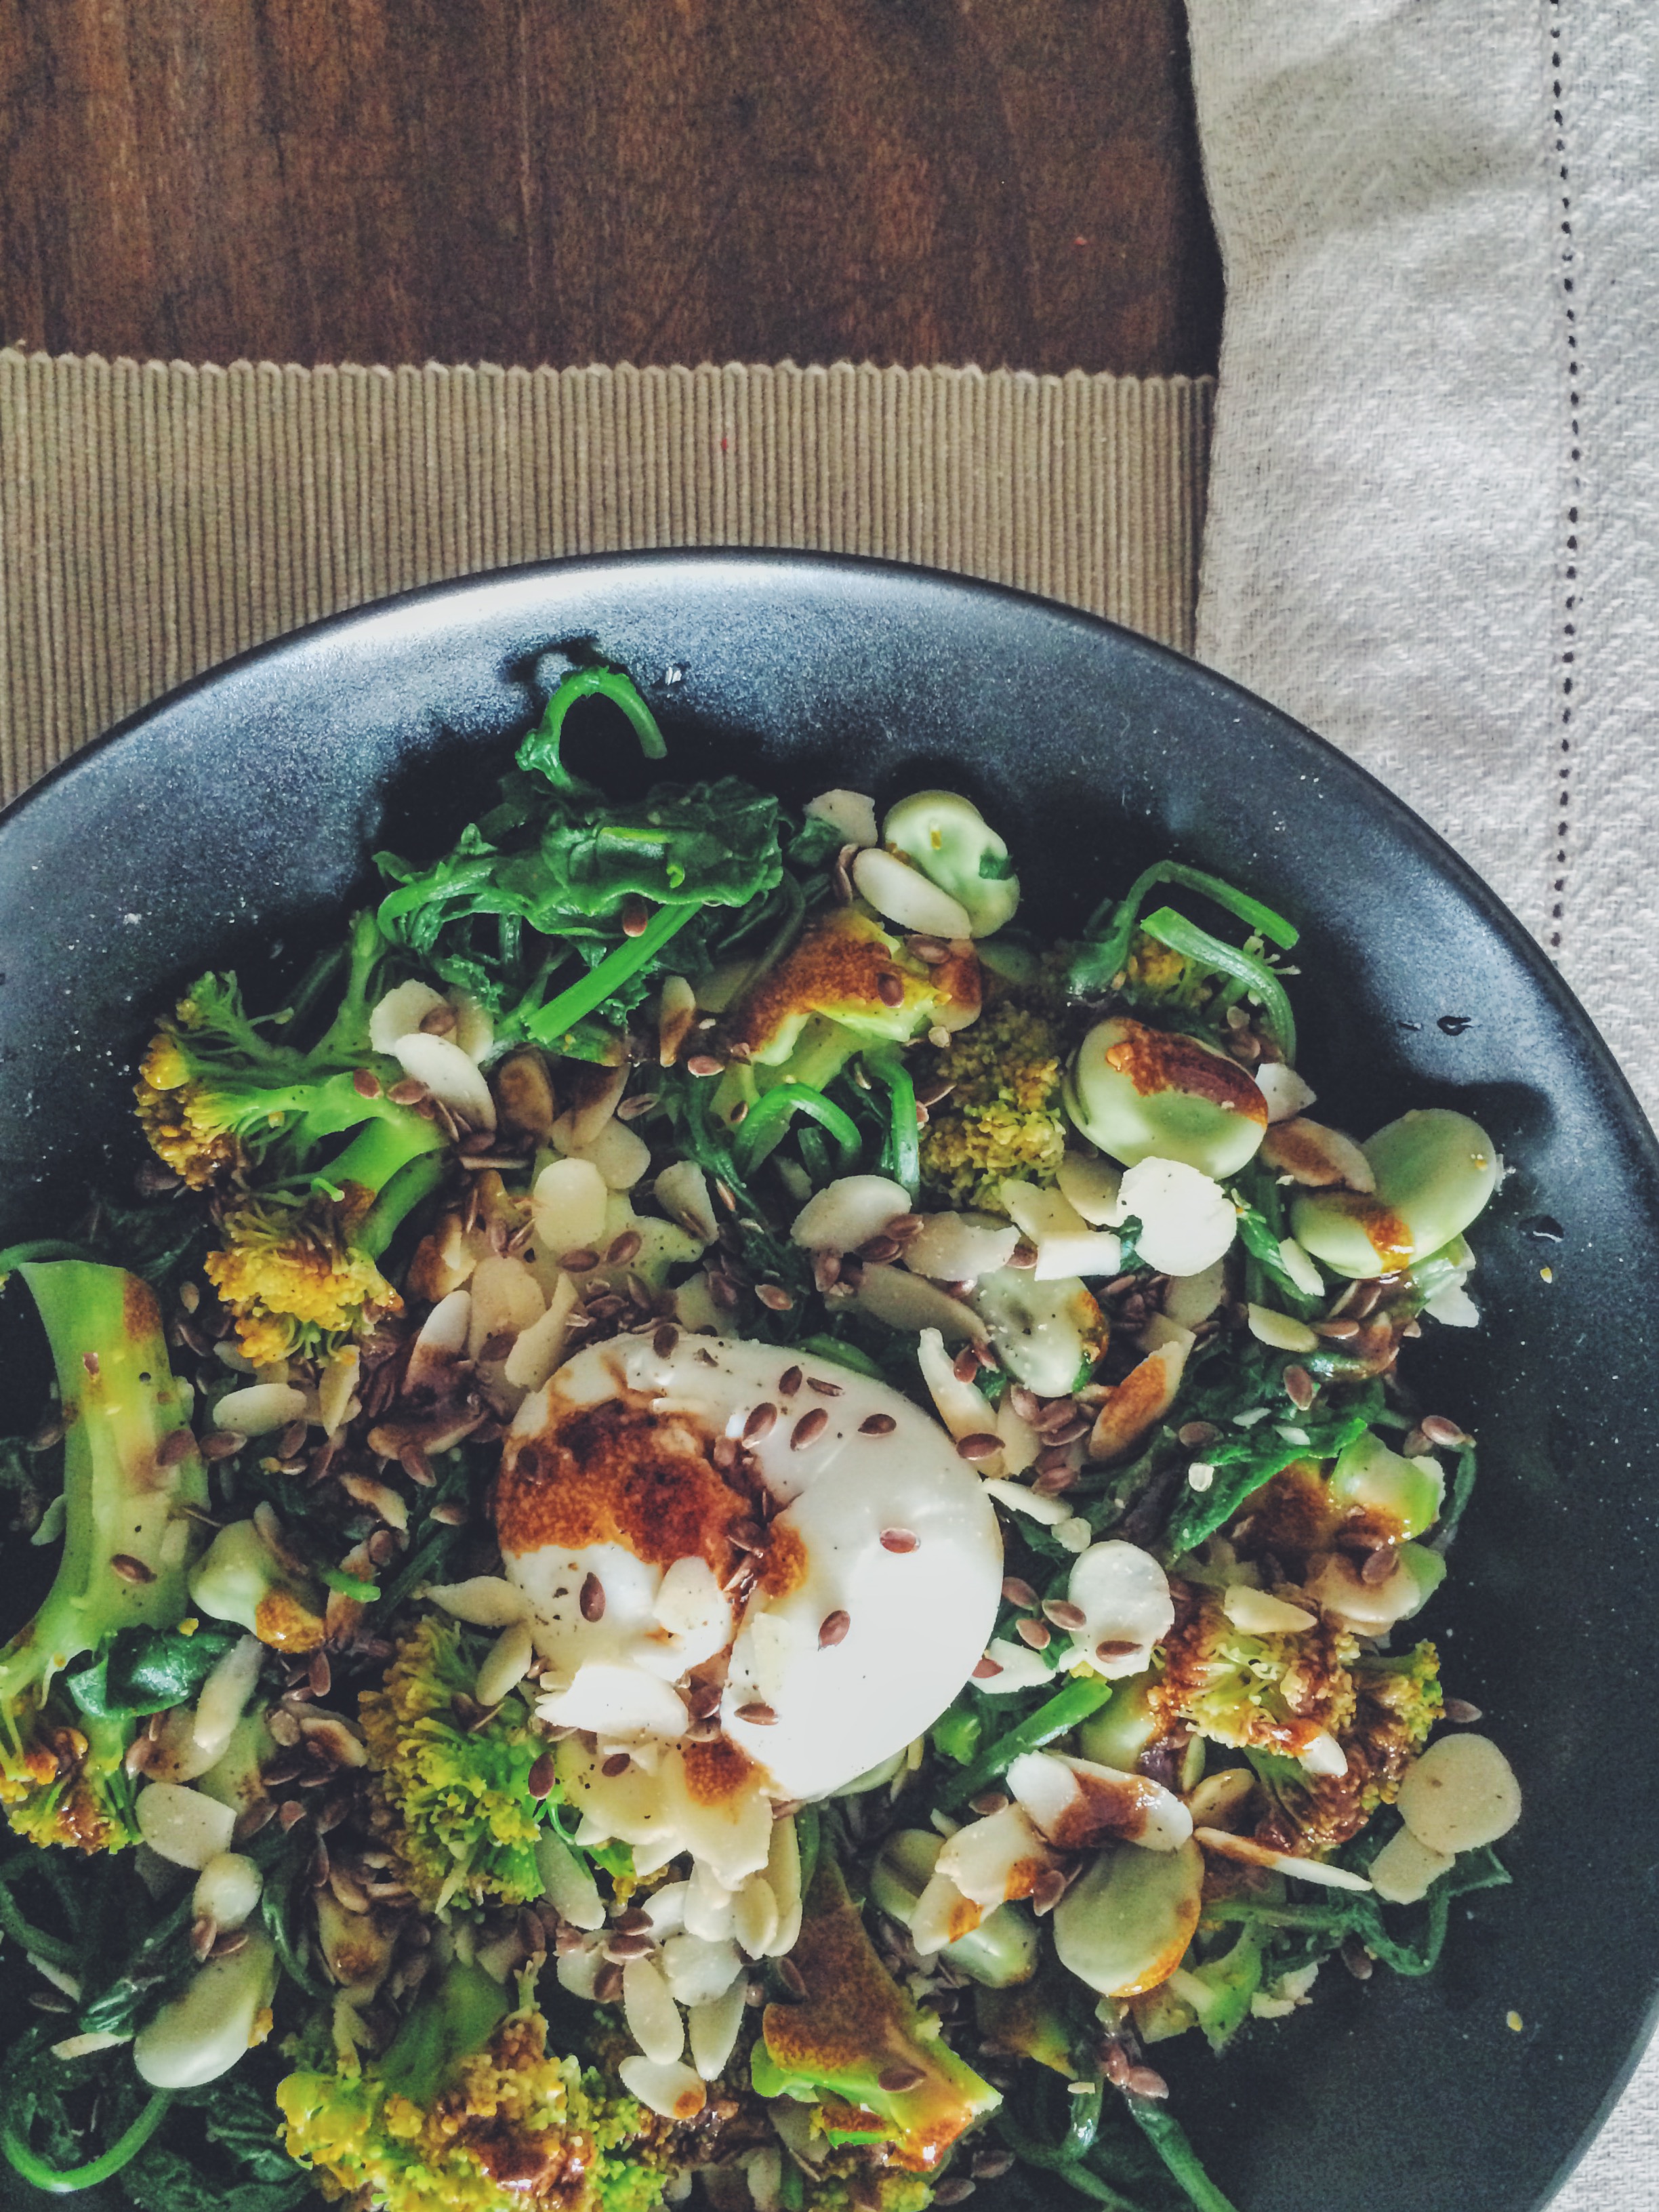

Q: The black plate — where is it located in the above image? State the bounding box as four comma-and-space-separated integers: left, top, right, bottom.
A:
0, 552, 1654, 2212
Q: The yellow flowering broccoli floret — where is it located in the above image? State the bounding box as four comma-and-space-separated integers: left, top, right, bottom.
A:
277, 1967, 665, 2212
359, 1615, 552, 1908
918, 991, 1068, 1211
135, 912, 451, 1359
1156, 1585, 1443, 1856
203, 1182, 406, 1366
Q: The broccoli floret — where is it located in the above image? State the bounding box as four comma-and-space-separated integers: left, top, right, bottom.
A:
754, 1851, 999, 2173
135, 912, 449, 1361
358, 1614, 553, 1908
1152, 1584, 1359, 1766
0, 1263, 207, 1851
1157, 1589, 1444, 1856
276, 1959, 664, 2212
918, 988, 1068, 1211
135, 909, 389, 1185
1253, 1643, 1444, 1858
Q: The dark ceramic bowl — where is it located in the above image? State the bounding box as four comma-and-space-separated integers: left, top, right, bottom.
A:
0, 552, 1654, 2211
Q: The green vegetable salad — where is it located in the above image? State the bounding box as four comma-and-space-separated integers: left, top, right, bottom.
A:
0, 661, 1519, 2212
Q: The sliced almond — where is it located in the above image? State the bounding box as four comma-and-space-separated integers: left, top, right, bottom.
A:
1246, 1303, 1319, 1354
1088, 1339, 1189, 1462
617, 2056, 707, 2122
851, 1261, 988, 1344
1007, 1749, 1191, 1853
213, 1384, 308, 1437
1396, 1735, 1521, 1856
1193, 1826, 1372, 1891
1262, 1117, 1376, 1192
552, 1062, 629, 1152
1369, 1825, 1456, 1905
790, 1174, 911, 1254
935, 1803, 1061, 1910
1222, 1584, 1317, 1635
851, 846, 972, 939
390, 1032, 496, 1130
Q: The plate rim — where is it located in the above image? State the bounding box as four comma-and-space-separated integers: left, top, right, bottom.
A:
2, 544, 1656, 2209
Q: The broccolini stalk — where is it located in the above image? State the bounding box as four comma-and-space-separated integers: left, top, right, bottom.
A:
134, 908, 396, 1188
134, 910, 451, 1359
0, 1263, 207, 1851
753, 1851, 1000, 2171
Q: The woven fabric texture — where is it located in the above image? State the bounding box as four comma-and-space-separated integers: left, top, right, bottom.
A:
0, 351, 1212, 800
1189, 0, 1658, 1129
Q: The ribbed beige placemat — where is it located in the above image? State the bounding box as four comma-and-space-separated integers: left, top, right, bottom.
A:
0, 351, 1212, 805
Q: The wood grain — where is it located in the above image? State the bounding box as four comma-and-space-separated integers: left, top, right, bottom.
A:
0, 0, 1221, 375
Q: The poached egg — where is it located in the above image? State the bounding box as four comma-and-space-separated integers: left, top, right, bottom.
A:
496, 1331, 1002, 1887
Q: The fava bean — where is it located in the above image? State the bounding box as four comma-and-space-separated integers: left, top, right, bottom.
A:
870, 1830, 1040, 1988
882, 790, 1021, 938
1328, 1429, 1445, 1540
1065, 1017, 1268, 1178
1291, 1108, 1499, 1278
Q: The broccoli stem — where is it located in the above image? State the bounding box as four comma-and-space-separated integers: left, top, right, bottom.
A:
1, 2083, 172, 2193
1124, 2101, 1240, 2212
731, 1082, 862, 1178
525, 901, 702, 1047
0, 1265, 207, 1735
312, 1108, 446, 1209
289, 1069, 424, 1155
378, 1960, 511, 2106
0, 1856, 79, 1967
938, 1678, 1115, 1811
309, 908, 394, 1063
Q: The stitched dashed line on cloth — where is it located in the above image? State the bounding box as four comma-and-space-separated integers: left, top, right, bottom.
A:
1549, 0, 1577, 957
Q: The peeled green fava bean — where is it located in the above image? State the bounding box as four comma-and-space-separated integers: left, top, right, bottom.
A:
871, 1830, 1040, 1987
970, 1267, 1106, 1396
1328, 1429, 1445, 1540
1064, 1016, 1269, 1177
134, 1931, 278, 2088
1290, 1108, 1500, 1279
882, 790, 1021, 937
1077, 1673, 1160, 1771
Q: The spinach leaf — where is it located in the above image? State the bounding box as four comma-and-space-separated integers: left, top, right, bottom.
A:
1162, 1387, 1382, 1557
66, 1622, 240, 1722
126, 2069, 312, 2212
375, 666, 785, 1044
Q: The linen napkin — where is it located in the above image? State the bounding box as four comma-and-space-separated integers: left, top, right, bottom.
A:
1186, 3, 1659, 2202
1187, 0, 1658, 1132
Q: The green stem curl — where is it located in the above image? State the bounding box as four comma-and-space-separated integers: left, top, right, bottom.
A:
861, 1048, 920, 1195
733, 1084, 863, 1179
1124, 2100, 1240, 2212
1136, 907, 1296, 1061
1, 2087, 172, 2194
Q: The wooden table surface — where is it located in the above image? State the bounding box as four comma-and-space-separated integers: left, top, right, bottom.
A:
0, 0, 1219, 379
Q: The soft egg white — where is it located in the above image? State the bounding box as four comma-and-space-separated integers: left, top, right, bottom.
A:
499, 1332, 1002, 1813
